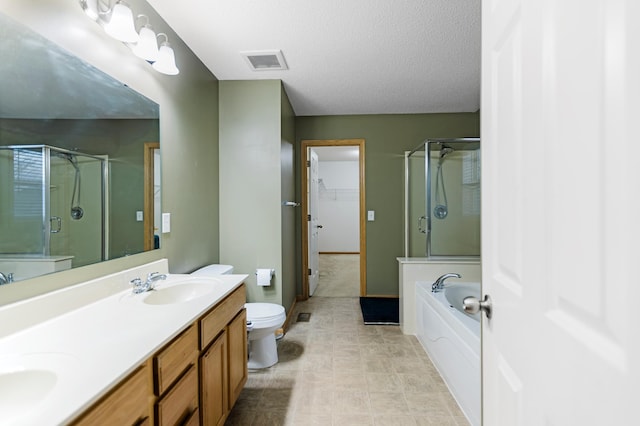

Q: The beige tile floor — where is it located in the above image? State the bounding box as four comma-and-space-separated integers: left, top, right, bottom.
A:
314, 254, 361, 297
225, 296, 470, 426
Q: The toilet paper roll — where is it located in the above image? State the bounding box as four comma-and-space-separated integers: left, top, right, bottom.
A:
256, 268, 273, 286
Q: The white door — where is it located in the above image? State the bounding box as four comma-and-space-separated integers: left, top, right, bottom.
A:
482, 0, 640, 424
308, 149, 320, 296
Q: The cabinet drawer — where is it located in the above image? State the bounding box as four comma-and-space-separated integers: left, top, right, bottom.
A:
155, 324, 198, 395
200, 285, 246, 349
72, 363, 151, 425
182, 407, 200, 426
156, 365, 198, 426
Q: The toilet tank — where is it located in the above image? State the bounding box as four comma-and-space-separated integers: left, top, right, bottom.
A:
190, 264, 234, 276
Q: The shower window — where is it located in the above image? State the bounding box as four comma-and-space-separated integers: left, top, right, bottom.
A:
13, 149, 42, 217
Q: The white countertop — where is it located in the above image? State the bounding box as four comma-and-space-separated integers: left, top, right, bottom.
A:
0, 263, 247, 425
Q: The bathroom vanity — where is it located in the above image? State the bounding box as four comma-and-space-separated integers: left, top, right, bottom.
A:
0, 260, 248, 425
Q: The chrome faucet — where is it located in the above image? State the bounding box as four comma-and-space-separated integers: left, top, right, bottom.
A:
131, 272, 167, 294
0, 272, 13, 285
431, 273, 461, 292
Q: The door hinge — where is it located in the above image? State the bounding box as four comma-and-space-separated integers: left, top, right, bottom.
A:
308, 268, 312, 276
307, 214, 311, 221
306, 160, 310, 167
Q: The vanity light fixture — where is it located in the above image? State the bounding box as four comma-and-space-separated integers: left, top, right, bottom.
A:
103, 2, 139, 43
131, 15, 159, 62
152, 34, 179, 75
79, 0, 179, 75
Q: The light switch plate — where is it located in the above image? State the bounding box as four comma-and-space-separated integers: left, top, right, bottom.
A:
367, 210, 375, 221
136, 211, 143, 221
162, 213, 171, 233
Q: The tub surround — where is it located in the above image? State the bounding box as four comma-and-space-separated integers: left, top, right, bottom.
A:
416, 280, 480, 425
0, 255, 73, 282
397, 257, 481, 335
0, 259, 248, 425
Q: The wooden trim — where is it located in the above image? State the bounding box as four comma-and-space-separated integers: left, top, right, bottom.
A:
143, 142, 160, 251
319, 251, 360, 255
300, 139, 366, 299
282, 298, 297, 332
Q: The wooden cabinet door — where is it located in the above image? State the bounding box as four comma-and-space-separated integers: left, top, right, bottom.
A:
72, 364, 151, 426
155, 365, 198, 426
200, 330, 228, 426
227, 309, 248, 409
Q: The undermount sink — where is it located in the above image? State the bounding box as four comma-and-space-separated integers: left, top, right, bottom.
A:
121, 276, 223, 305
143, 282, 216, 305
0, 353, 76, 422
0, 370, 57, 415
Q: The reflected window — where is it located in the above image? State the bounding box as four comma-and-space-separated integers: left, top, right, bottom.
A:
13, 150, 42, 217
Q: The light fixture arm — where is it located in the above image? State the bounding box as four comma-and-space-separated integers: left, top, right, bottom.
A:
156, 33, 169, 45
136, 14, 151, 28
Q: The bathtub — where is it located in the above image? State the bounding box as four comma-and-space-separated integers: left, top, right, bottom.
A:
416, 281, 480, 426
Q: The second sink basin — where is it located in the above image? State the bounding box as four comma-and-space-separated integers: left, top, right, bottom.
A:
0, 353, 77, 423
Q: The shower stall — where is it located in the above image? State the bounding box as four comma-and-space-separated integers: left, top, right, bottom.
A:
0, 145, 108, 275
404, 138, 481, 258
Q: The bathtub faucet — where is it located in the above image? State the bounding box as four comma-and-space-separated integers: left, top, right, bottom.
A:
431, 273, 461, 292
0, 272, 13, 285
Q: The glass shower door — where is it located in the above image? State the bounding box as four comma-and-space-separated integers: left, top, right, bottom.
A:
48, 149, 104, 268
405, 148, 427, 257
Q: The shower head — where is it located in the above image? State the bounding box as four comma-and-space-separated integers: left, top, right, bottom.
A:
54, 152, 79, 171
439, 145, 455, 159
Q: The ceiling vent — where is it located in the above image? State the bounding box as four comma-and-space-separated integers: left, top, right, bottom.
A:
241, 50, 288, 71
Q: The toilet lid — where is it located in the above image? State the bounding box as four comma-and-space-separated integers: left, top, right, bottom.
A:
245, 303, 285, 321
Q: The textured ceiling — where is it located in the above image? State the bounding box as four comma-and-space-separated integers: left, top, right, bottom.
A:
148, 0, 481, 116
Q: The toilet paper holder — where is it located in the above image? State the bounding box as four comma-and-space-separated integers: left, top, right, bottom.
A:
256, 268, 275, 286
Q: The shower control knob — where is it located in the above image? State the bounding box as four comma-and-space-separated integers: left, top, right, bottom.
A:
463, 295, 492, 319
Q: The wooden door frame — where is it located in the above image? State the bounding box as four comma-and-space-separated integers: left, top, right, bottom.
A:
143, 142, 159, 251
300, 139, 366, 299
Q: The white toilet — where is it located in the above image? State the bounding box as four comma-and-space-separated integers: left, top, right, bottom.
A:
244, 302, 286, 369
190, 264, 286, 369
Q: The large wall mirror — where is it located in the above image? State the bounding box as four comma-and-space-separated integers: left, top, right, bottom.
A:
0, 12, 161, 283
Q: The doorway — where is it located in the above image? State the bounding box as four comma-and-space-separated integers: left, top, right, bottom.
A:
301, 139, 366, 299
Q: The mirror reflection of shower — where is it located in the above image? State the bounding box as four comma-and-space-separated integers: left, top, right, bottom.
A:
0, 145, 107, 271
433, 144, 455, 220
56, 153, 84, 220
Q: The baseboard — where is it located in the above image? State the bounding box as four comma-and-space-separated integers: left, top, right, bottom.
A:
282, 297, 297, 333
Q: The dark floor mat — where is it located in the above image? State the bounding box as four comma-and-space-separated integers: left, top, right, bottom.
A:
359, 297, 399, 325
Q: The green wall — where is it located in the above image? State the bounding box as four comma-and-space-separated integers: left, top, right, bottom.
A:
296, 113, 480, 295
219, 80, 297, 312
280, 85, 297, 312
